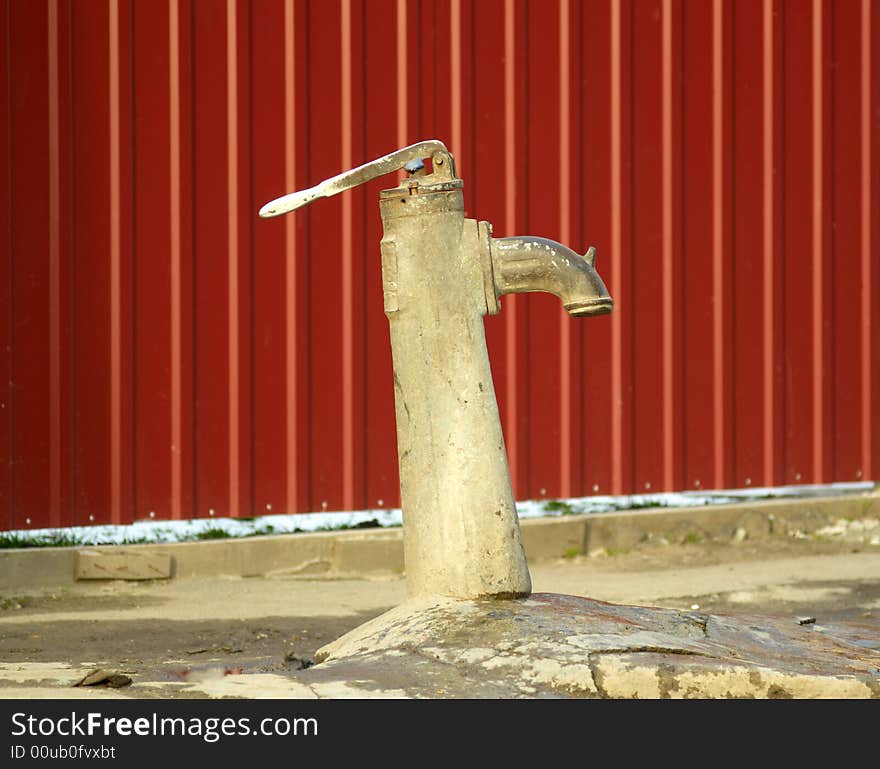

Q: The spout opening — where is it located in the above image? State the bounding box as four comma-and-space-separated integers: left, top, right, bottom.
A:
565, 298, 614, 317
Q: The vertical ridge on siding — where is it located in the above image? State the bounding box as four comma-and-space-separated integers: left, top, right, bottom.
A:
450, 0, 462, 165
340, 0, 354, 511
109, 0, 122, 523
169, 0, 183, 519
860, 0, 872, 482
503, 0, 519, 494
662, 0, 675, 491
558, 0, 571, 497
226, 0, 239, 517
48, 0, 61, 526
396, 0, 407, 149
763, 0, 775, 487
711, 0, 724, 489
811, 0, 824, 483
284, 0, 298, 514
609, 0, 624, 495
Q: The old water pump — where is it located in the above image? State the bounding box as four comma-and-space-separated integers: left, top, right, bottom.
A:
260, 140, 612, 601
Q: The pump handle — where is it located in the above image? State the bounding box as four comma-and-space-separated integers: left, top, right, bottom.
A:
258, 139, 451, 218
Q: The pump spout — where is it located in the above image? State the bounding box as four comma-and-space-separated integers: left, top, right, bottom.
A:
490, 236, 613, 317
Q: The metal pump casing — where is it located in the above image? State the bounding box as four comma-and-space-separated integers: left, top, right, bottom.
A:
260, 140, 612, 600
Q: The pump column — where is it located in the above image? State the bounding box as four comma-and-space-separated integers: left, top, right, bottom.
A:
379, 182, 532, 600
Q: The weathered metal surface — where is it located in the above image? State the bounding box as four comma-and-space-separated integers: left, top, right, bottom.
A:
491, 239, 612, 317
259, 140, 449, 216
261, 140, 614, 598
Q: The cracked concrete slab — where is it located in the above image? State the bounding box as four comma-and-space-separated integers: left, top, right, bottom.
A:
302, 593, 880, 698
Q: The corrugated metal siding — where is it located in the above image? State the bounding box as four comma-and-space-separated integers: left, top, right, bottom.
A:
2, 0, 878, 530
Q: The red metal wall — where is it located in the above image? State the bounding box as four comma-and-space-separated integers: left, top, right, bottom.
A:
2, 0, 878, 530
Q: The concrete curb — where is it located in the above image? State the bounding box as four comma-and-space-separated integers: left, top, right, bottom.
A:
1, 492, 878, 592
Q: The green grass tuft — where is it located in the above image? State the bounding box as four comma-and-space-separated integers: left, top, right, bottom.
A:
0, 532, 86, 549
543, 500, 579, 515
192, 528, 235, 541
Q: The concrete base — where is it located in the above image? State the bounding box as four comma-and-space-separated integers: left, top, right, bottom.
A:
305, 593, 880, 698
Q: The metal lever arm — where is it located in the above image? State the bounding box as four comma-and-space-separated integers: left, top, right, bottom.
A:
258, 139, 449, 218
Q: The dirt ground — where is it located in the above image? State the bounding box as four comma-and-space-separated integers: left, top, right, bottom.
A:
1, 527, 878, 698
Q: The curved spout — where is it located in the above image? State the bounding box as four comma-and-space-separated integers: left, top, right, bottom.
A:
490, 236, 613, 317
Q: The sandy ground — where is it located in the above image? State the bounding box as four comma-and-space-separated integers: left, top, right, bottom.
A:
0, 530, 878, 698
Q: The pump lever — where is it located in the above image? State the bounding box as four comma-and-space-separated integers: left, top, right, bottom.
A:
259, 139, 450, 218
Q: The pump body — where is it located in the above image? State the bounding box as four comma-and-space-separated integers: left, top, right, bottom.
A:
379, 182, 531, 598
260, 140, 612, 600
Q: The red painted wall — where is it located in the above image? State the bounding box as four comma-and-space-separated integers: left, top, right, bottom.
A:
2, 0, 878, 530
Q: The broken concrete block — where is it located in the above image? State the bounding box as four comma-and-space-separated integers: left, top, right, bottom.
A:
75, 549, 172, 581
